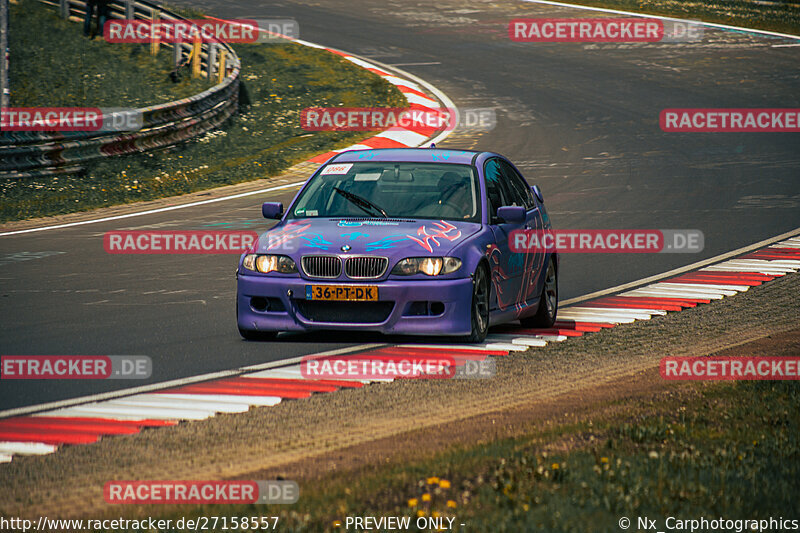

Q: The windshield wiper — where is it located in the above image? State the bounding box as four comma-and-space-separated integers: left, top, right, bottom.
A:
333, 187, 388, 218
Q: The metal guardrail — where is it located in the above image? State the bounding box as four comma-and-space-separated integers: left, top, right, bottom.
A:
0, 0, 241, 178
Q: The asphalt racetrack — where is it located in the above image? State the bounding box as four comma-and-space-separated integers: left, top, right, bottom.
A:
1, 0, 798, 410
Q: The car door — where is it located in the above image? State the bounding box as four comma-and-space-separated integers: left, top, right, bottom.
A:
484, 158, 527, 310
498, 159, 546, 307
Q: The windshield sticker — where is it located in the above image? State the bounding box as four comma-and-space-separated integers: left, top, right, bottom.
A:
353, 171, 382, 181
407, 220, 462, 253
320, 163, 353, 175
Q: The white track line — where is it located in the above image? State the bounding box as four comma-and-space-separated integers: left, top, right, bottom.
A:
554, 311, 637, 323
52, 404, 215, 421
567, 306, 667, 316
484, 342, 530, 351
622, 288, 726, 299
109, 395, 251, 413
701, 265, 793, 275
700, 266, 788, 275
152, 393, 281, 407
37, 410, 174, 421
401, 343, 513, 352
521, 0, 800, 41
0, 442, 58, 455
723, 259, 800, 268
533, 334, 568, 342
644, 283, 738, 296
404, 93, 440, 107
0, 182, 305, 237
649, 282, 744, 293
486, 335, 549, 347
562, 306, 656, 317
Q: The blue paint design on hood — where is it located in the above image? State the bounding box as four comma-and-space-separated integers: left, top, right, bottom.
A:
365, 235, 407, 252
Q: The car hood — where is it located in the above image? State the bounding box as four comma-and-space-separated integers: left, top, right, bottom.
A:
254, 218, 481, 258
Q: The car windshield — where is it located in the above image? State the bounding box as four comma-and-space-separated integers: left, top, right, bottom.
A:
288, 162, 480, 222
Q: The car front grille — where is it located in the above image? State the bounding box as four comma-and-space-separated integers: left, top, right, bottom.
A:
302, 256, 341, 278
344, 256, 388, 279
295, 300, 395, 324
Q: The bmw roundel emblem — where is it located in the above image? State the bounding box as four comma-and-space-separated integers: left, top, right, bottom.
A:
341, 245, 351, 252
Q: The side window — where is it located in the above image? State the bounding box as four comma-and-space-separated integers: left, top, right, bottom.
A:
484, 159, 508, 222
499, 160, 534, 209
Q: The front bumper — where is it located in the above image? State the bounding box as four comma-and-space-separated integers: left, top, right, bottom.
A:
237, 274, 474, 336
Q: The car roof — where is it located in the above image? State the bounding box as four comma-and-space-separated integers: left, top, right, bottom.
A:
331, 148, 483, 165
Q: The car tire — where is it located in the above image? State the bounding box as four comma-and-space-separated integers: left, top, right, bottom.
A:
463, 264, 490, 343
520, 256, 558, 329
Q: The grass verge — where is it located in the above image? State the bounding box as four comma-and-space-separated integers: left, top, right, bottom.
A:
1, 1, 406, 222
7, 0, 213, 108
534, 0, 800, 36
79, 331, 799, 532
197, 372, 797, 532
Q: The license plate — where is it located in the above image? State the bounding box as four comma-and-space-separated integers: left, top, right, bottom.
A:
305, 285, 379, 301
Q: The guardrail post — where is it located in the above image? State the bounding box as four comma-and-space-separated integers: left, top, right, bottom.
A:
207, 44, 217, 81
173, 40, 182, 69
191, 32, 201, 78
217, 48, 227, 84
59, 0, 69, 18
150, 10, 160, 55
125, 0, 134, 20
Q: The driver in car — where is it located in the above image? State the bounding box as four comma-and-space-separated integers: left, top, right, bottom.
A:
435, 171, 473, 219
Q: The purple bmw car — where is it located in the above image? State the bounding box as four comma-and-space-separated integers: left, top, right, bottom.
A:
236, 148, 558, 343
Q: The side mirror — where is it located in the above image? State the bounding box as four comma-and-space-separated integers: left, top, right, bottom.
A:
496, 205, 526, 225
262, 202, 284, 219
531, 185, 544, 203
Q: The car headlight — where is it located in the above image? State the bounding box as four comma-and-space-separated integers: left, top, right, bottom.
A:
242, 254, 297, 274
391, 257, 462, 276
